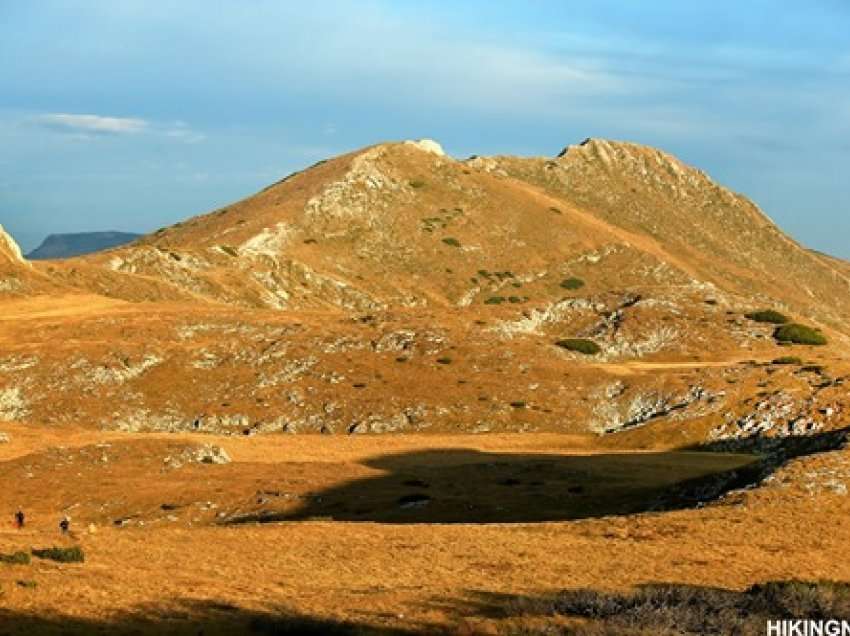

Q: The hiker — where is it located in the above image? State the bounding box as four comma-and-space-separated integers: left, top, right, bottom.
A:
14, 509, 24, 529
59, 516, 70, 534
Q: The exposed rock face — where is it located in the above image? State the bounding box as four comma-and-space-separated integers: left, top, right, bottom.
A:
0, 225, 25, 264
163, 444, 231, 470
0, 388, 29, 422
404, 138, 446, 156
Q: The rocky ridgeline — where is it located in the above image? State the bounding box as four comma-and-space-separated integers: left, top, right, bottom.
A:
710, 391, 844, 451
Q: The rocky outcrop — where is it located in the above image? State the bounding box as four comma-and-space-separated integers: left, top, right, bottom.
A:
0, 224, 25, 264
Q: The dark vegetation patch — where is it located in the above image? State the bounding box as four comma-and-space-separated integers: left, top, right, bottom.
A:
435, 357, 452, 365
555, 339, 601, 355
746, 309, 789, 324
484, 296, 506, 305
772, 356, 803, 365
441, 237, 461, 248
485, 581, 850, 635
559, 277, 585, 290
408, 179, 427, 189
218, 245, 239, 257
31, 546, 85, 563
774, 324, 828, 346
0, 551, 30, 565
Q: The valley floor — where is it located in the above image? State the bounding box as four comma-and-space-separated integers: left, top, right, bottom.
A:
1, 428, 848, 634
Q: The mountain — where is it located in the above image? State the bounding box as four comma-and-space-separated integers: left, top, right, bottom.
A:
26, 231, 141, 260
1, 139, 848, 444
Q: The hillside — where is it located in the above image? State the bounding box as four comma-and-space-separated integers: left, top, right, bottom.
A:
26, 231, 141, 260
0, 139, 844, 445
2, 139, 850, 633
32, 139, 849, 328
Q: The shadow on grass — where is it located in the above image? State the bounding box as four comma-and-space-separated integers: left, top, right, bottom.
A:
454, 580, 850, 635
224, 425, 849, 525
3, 583, 848, 636
0, 600, 430, 636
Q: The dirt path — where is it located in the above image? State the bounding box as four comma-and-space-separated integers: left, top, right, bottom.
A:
589, 357, 766, 376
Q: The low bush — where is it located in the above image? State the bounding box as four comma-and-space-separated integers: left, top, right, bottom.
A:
560, 277, 585, 290
408, 179, 426, 189
31, 546, 85, 563
0, 551, 30, 565
555, 339, 601, 355
441, 237, 461, 248
435, 357, 452, 365
503, 581, 850, 635
746, 309, 789, 324
484, 296, 506, 305
774, 324, 827, 346
772, 356, 803, 365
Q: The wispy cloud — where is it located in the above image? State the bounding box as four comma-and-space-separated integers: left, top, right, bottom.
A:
33, 113, 204, 142
36, 113, 148, 135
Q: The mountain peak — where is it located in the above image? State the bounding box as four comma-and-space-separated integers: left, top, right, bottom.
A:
27, 231, 141, 260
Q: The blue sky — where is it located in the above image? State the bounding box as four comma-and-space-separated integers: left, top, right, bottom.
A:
1, 1, 849, 257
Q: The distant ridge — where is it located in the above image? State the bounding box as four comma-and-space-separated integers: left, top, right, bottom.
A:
26, 231, 141, 260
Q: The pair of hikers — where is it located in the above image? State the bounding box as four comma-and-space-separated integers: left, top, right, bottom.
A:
12, 510, 70, 534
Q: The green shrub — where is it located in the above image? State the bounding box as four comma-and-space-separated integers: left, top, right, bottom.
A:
555, 339, 601, 355
774, 324, 827, 346
772, 356, 803, 365
31, 546, 85, 563
409, 179, 426, 189
0, 551, 30, 565
484, 296, 506, 305
509, 401, 527, 409
508, 296, 523, 304
16, 580, 37, 589
218, 245, 239, 257
746, 309, 789, 324
560, 277, 585, 290
441, 237, 461, 248
435, 357, 452, 365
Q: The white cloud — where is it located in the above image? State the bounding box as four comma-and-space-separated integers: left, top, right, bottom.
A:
33, 113, 204, 143
37, 113, 148, 135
